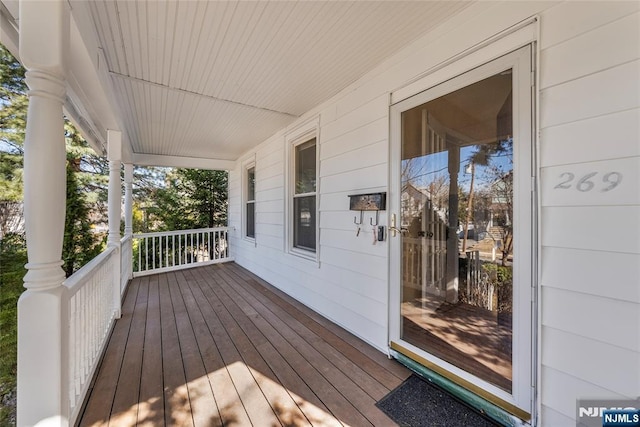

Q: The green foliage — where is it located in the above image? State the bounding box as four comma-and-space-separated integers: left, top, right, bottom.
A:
0, 46, 26, 99
153, 168, 228, 231
0, 234, 26, 426
482, 263, 513, 286
62, 164, 104, 278
65, 121, 109, 206
0, 46, 26, 241
0, 45, 27, 156
0, 152, 22, 202
0, 42, 109, 423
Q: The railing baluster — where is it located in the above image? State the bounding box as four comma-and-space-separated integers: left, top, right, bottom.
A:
62, 246, 119, 424
216, 230, 221, 260
131, 227, 233, 276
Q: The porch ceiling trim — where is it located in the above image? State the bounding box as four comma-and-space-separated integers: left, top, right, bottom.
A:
131, 153, 236, 171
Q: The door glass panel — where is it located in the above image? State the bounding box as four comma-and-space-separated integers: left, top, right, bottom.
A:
400, 71, 514, 392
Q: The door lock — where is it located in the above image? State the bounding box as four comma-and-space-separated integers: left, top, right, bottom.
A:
390, 214, 402, 237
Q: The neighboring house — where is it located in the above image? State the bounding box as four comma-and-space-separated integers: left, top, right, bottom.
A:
1, 1, 638, 426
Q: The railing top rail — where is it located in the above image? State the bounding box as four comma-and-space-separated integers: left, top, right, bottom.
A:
134, 227, 230, 239
63, 246, 117, 295
120, 234, 133, 244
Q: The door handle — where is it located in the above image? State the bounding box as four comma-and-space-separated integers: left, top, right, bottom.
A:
389, 226, 402, 235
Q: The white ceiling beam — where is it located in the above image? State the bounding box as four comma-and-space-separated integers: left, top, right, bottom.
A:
0, 2, 19, 58
132, 153, 236, 171
109, 71, 299, 118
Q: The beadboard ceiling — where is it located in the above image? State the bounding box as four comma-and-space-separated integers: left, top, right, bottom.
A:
78, 1, 473, 164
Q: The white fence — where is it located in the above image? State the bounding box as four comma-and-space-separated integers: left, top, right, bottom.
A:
63, 246, 119, 424
56, 228, 231, 423
133, 227, 232, 277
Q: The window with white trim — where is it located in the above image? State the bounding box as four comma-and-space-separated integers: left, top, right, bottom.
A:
292, 138, 317, 252
245, 164, 256, 239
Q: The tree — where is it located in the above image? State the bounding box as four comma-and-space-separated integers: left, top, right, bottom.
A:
0, 43, 28, 425
154, 168, 228, 231
0, 42, 108, 422
0, 153, 23, 239
65, 121, 109, 228
0, 45, 27, 240
62, 161, 104, 277
461, 138, 513, 253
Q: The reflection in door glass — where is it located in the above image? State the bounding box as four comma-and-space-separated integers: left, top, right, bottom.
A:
400, 71, 514, 392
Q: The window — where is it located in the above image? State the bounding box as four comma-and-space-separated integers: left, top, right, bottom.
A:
245, 166, 255, 239
292, 138, 316, 252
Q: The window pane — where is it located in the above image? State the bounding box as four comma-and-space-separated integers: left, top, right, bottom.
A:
246, 201, 255, 238
293, 196, 316, 251
295, 139, 316, 194
247, 167, 255, 201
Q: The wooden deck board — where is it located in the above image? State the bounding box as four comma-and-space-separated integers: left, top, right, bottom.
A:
198, 267, 340, 426
222, 265, 393, 400
78, 279, 140, 427
166, 271, 222, 427
212, 266, 393, 426
230, 264, 410, 383
109, 275, 148, 426
138, 274, 164, 426
185, 267, 309, 427
79, 262, 410, 427
158, 272, 193, 427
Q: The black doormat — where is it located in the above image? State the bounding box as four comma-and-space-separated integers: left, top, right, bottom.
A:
376, 375, 501, 427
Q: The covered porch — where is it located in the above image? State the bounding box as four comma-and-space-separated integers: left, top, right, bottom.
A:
78, 262, 409, 427
2, 1, 446, 423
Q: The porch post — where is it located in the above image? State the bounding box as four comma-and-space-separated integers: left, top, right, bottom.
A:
17, 0, 70, 425
123, 163, 134, 279
107, 130, 122, 317
446, 140, 460, 304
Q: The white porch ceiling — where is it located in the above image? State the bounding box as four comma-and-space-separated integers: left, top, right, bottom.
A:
75, 1, 473, 165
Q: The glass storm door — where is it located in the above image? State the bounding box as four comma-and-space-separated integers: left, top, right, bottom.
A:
389, 46, 534, 418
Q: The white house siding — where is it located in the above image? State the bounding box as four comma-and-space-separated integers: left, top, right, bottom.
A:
229, 2, 640, 425
538, 1, 640, 425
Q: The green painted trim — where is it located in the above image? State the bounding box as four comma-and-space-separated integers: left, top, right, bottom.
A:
393, 351, 526, 427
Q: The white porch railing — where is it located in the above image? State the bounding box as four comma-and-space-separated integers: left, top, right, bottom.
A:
403, 237, 447, 297
63, 245, 120, 424
51, 228, 230, 424
133, 227, 232, 277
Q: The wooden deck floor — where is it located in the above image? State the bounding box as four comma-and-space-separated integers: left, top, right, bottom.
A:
79, 262, 410, 427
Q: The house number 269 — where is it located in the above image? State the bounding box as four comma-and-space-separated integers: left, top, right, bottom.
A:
554, 172, 622, 192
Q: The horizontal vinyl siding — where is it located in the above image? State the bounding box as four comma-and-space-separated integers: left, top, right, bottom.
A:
230, 94, 391, 351
229, 4, 640, 425
538, 2, 640, 424
229, 2, 552, 345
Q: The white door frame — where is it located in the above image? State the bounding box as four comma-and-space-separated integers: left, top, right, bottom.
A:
388, 44, 535, 418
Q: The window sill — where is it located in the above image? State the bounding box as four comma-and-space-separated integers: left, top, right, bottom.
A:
289, 247, 319, 265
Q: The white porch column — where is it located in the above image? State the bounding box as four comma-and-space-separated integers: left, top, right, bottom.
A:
17, 1, 70, 426
123, 163, 134, 280
107, 130, 122, 317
